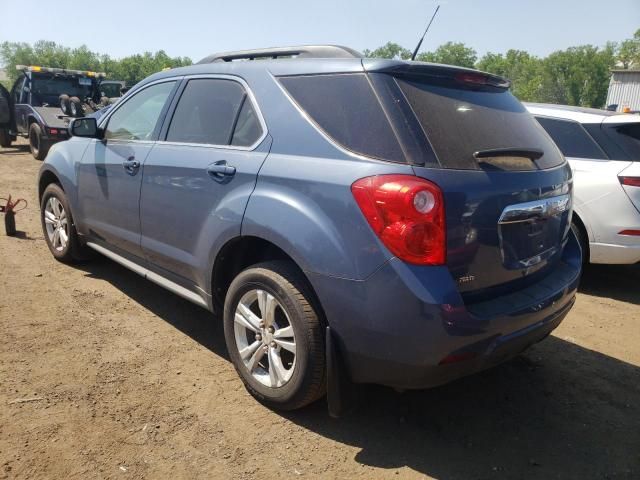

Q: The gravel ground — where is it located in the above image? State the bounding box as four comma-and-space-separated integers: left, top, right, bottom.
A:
1, 139, 639, 479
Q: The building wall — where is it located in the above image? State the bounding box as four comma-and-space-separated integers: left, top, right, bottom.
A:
606, 70, 640, 112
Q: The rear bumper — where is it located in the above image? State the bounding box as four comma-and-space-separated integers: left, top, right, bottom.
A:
308, 232, 581, 389
589, 241, 640, 265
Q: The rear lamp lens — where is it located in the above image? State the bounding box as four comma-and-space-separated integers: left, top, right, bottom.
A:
351, 175, 446, 265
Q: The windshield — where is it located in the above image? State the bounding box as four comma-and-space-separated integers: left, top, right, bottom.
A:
100, 82, 123, 98
395, 76, 565, 170
31, 74, 94, 105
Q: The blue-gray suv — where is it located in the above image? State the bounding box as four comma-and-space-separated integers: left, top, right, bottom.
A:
37, 45, 581, 412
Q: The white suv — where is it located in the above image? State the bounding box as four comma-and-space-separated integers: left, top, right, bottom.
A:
526, 103, 640, 264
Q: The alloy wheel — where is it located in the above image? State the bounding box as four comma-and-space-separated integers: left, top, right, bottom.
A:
233, 289, 297, 388
44, 197, 69, 251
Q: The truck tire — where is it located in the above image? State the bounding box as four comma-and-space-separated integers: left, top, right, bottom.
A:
59, 94, 71, 115
0, 128, 11, 148
69, 97, 83, 117
29, 123, 51, 160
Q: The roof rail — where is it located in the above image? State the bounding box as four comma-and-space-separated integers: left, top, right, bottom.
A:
197, 45, 362, 64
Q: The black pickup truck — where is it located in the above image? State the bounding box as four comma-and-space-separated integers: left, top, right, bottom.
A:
0, 65, 123, 159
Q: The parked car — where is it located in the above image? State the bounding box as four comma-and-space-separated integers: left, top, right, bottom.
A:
36, 46, 581, 412
526, 103, 640, 264
0, 65, 123, 159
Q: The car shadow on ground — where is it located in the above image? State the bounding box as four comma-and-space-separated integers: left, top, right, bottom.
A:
0, 144, 31, 156
579, 263, 640, 305
75, 257, 639, 479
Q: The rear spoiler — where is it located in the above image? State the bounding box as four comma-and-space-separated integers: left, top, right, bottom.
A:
362, 59, 511, 89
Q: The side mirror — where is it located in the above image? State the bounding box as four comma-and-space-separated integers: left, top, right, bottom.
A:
70, 117, 102, 139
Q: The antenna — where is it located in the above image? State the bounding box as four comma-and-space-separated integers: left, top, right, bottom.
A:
410, 5, 441, 61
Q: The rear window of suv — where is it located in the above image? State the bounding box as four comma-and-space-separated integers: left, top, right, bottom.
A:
396, 76, 565, 170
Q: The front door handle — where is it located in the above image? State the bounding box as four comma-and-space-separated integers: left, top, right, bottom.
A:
122, 157, 140, 173
207, 161, 236, 179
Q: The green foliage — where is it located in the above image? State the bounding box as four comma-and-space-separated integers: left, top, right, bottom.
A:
476, 50, 543, 101
616, 28, 640, 68
363, 42, 411, 60
415, 42, 477, 68
365, 28, 637, 108
0, 40, 192, 87
535, 44, 615, 107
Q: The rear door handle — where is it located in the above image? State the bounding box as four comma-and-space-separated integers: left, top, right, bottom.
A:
207, 161, 236, 179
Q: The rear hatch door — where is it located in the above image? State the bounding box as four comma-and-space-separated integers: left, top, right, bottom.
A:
369, 64, 573, 299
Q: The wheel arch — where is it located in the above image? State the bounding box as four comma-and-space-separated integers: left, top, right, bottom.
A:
38, 168, 63, 201
571, 209, 590, 262
211, 235, 326, 323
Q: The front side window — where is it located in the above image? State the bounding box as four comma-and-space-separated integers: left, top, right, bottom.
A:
105, 81, 176, 141
166, 78, 262, 146
535, 116, 607, 160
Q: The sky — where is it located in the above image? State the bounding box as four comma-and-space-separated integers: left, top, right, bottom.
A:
0, 0, 638, 62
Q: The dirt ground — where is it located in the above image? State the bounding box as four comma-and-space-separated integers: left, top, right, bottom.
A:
0, 139, 638, 480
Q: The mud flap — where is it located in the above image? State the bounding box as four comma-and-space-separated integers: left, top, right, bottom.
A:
326, 326, 358, 418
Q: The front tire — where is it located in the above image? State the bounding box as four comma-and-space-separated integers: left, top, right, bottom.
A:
29, 123, 50, 160
40, 183, 87, 263
223, 261, 326, 411
0, 128, 12, 148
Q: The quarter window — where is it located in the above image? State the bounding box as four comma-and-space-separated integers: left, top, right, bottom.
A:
166, 78, 262, 147
535, 117, 607, 160
278, 73, 406, 163
105, 81, 176, 141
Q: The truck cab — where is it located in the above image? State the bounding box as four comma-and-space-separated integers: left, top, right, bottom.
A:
0, 65, 123, 159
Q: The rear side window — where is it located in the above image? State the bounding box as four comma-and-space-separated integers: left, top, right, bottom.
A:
601, 123, 640, 161
279, 74, 406, 163
167, 78, 263, 147
535, 117, 607, 160
397, 77, 564, 170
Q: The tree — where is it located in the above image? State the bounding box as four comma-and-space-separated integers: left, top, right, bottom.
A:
537, 44, 615, 107
416, 42, 477, 68
617, 28, 640, 68
0, 40, 192, 86
477, 50, 543, 101
363, 42, 411, 60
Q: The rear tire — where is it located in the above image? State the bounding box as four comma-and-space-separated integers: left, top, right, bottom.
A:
223, 260, 326, 411
0, 128, 11, 148
59, 94, 71, 115
40, 183, 89, 263
69, 97, 83, 117
29, 123, 50, 160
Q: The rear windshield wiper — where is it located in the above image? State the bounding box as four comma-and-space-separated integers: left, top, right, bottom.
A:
473, 148, 543, 160
473, 148, 544, 171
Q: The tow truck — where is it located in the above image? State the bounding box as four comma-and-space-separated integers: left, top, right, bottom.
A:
0, 65, 123, 159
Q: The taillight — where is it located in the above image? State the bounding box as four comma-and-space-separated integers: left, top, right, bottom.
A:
619, 176, 640, 187
619, 229, 640, 236
351, 174, 446, 265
